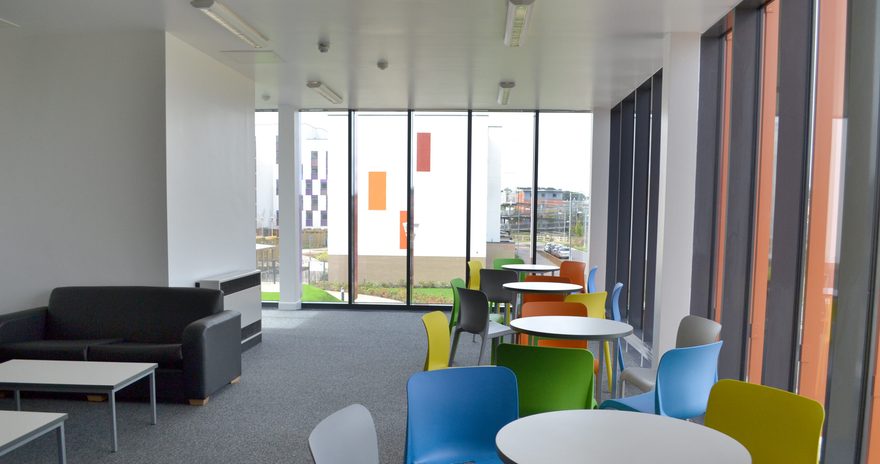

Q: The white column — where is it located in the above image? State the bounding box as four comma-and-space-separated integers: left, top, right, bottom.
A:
652, 33, 701, 358
278, 105, 302, 310
588, 109, 611, 291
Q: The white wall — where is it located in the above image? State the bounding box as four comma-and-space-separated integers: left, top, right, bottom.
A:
164, 33, 256, 286
0, 32, 169, 314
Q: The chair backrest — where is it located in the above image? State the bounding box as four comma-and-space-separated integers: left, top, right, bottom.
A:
587, 266, 599, 293
705, 380, 824, 464
405, 366, 519, 464
449, 278, 466, 332
456, 287, 490, 335
519, 302, 588, 348
654, 341, 723, 419
559, 260, 587, 291
676, 315, 722, 348
309, 404, 379, 464
480, 269, 518, 304
522, 275, 572, 304
467, 260, 483, 290
493, 257, 524, 269
497, 344, 596, 416
610, 282, 626, 369
421, 311, 450, 371
564, 292, 608, 319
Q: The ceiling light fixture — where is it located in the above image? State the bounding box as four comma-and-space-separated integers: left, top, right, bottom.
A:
504, 0, 535, 47
191, 0, 269, 49
498, 81, 516, 105
307, 81, 343, 104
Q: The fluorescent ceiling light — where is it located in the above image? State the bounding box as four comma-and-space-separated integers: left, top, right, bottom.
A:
498, 81, 516, 105
504, 0, 535, 47
191, 0, 269, 49
307, 81, 343, 105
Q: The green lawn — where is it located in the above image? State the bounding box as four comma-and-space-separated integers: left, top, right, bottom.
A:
261, 285, 342, 303
262, 286, 452, 304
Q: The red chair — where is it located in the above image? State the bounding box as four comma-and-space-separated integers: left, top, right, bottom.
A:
559, 260, 587, 292
522, 275, 572, 304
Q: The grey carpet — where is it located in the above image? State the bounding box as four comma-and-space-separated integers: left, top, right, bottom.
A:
1, 310, 645, 464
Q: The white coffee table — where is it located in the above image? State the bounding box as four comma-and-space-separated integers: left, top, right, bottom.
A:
501, 264, 560, 274
502, 281, 583, 322
0, 410, 67, 463
0, 359, 157, 452
496, 410, 751, 463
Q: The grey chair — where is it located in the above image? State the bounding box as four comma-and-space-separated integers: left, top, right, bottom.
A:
479, 269, 518, 324
620, 315, 722, 393
449, 288, 514, 366
309, 404, 378, 464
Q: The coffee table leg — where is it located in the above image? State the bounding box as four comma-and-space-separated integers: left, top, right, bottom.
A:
13, 390, 20, 411
597, 341, 605, 403
611, 339, 620, 398
57, 423, 66, 464
150, 371, 157, 425
110, 391, 118, 452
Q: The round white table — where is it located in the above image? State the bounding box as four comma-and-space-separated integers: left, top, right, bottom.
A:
502, 281, 583, 328
501, 263, 560, 274
496, 410, 751, 464
509, 316, 632, 399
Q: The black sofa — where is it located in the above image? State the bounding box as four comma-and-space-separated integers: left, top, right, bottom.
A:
0, 286, 241, 404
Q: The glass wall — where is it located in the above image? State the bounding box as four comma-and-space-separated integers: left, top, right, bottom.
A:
300, 111, 350, 303
255, 111, 280, 300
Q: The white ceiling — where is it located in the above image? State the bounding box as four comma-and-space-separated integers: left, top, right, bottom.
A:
0, 0, 738, 110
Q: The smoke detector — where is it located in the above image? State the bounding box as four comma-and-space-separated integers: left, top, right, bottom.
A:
377, 59, 389, 70
318, 40, 330, 53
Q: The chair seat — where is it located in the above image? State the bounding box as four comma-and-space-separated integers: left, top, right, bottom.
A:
0, 338, 122, 362
412, 450, 503, 464
620, 366, 656, 392
89, 342, 183, 369
599, 390, 655, 414
487, 321, 515, 339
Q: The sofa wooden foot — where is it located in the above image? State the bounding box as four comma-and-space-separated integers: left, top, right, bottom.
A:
86, 394, 107, 402
188, 398, 209, 406
230, 376, 241, 384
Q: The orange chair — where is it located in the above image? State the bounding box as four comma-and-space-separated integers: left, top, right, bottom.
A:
519, 301, 600, 374
522, 275, 572, 304
559, 260, 587, 292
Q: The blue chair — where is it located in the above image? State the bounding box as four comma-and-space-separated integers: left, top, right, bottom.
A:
405, 366, 519, 464
610, 282, 625, 370
599, 341, 723, 419
587, 266, 599, 293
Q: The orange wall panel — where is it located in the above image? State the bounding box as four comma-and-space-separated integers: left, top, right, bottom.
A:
368, 171, 387, 210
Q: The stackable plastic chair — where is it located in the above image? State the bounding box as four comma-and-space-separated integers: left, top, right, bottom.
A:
405, 366, 518, 464
587, 266, 599, 293
467, 260, 483, 290
309, 404, 379, 464
449, 278, 466, 332
620, 315, 722, 393
492, 257, 524, 269
521, 275, 572, 304
480, 269, 518, 324
600, 341, 723, 419
421, 311, 450, 371
565, 292, 612, 389
518, 301, 588, 349
450, 288, 514, 366
559, 260, 587, 292
496, 344, 597, 415
609, 282, 626, 370
705, 380, 824, 464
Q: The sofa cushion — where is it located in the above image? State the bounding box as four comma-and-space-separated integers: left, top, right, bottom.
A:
0, 339, 122, 362
89, 343, 183, 369
47, 287, 223, 344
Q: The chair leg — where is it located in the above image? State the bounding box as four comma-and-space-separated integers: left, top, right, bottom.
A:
477, 332, 489, 366
449, 328, 461, 367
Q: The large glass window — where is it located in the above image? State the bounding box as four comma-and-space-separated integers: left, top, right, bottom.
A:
411, 112, 468, 304
471, 112, 535, 269
536, 113, 593, 267
300, 111, 349, 303
255, 111, 280, 300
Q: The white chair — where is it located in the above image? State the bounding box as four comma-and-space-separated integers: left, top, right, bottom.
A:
309, 404, 378, 464
620, 315, 722, 393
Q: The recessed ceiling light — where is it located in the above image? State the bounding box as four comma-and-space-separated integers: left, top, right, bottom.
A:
498, 81, 516, 105
307, 81, 343, 105
191, 0, 269, 49
504, 0, 535, 47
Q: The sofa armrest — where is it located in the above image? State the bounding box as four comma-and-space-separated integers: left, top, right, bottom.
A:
182, 310, 241, 400
0, 307, 47, 344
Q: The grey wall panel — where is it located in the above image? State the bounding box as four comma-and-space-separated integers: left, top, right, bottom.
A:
606, 105, 622, 294
616, 97, 636, 324
629, 83, 652, 331
644, 71, 663, 344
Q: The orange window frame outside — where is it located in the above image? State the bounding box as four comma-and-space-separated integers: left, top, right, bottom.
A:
713, 30, 735, 323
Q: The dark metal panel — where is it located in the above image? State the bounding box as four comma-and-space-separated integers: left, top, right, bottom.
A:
691, 36, 725, 320
606, 105, 622, 293
644, 70, 663, 345
531, 112, 540, 264
348, 110, 357, 304
406, 111, 414, 305
760, 0, 813, 391
823, 0, 880, 459
629, 82, 652, 332
465, 111, 473, 282
719, 7, 762, 380
617, 96, 636, 324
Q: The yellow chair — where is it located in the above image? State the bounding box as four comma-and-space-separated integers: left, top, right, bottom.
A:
565, 292, 612, 390
705, 379, 825, 464
467, 260, 483, 290
421, 311, 450, 371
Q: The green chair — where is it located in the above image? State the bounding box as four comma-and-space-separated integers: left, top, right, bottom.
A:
449, 278, 466, 332
493, 258, 525, 281
496, 344, 597, 416
705, 379, 824, 464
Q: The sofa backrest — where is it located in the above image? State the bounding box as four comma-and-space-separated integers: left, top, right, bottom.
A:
47, 287, 223, 343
